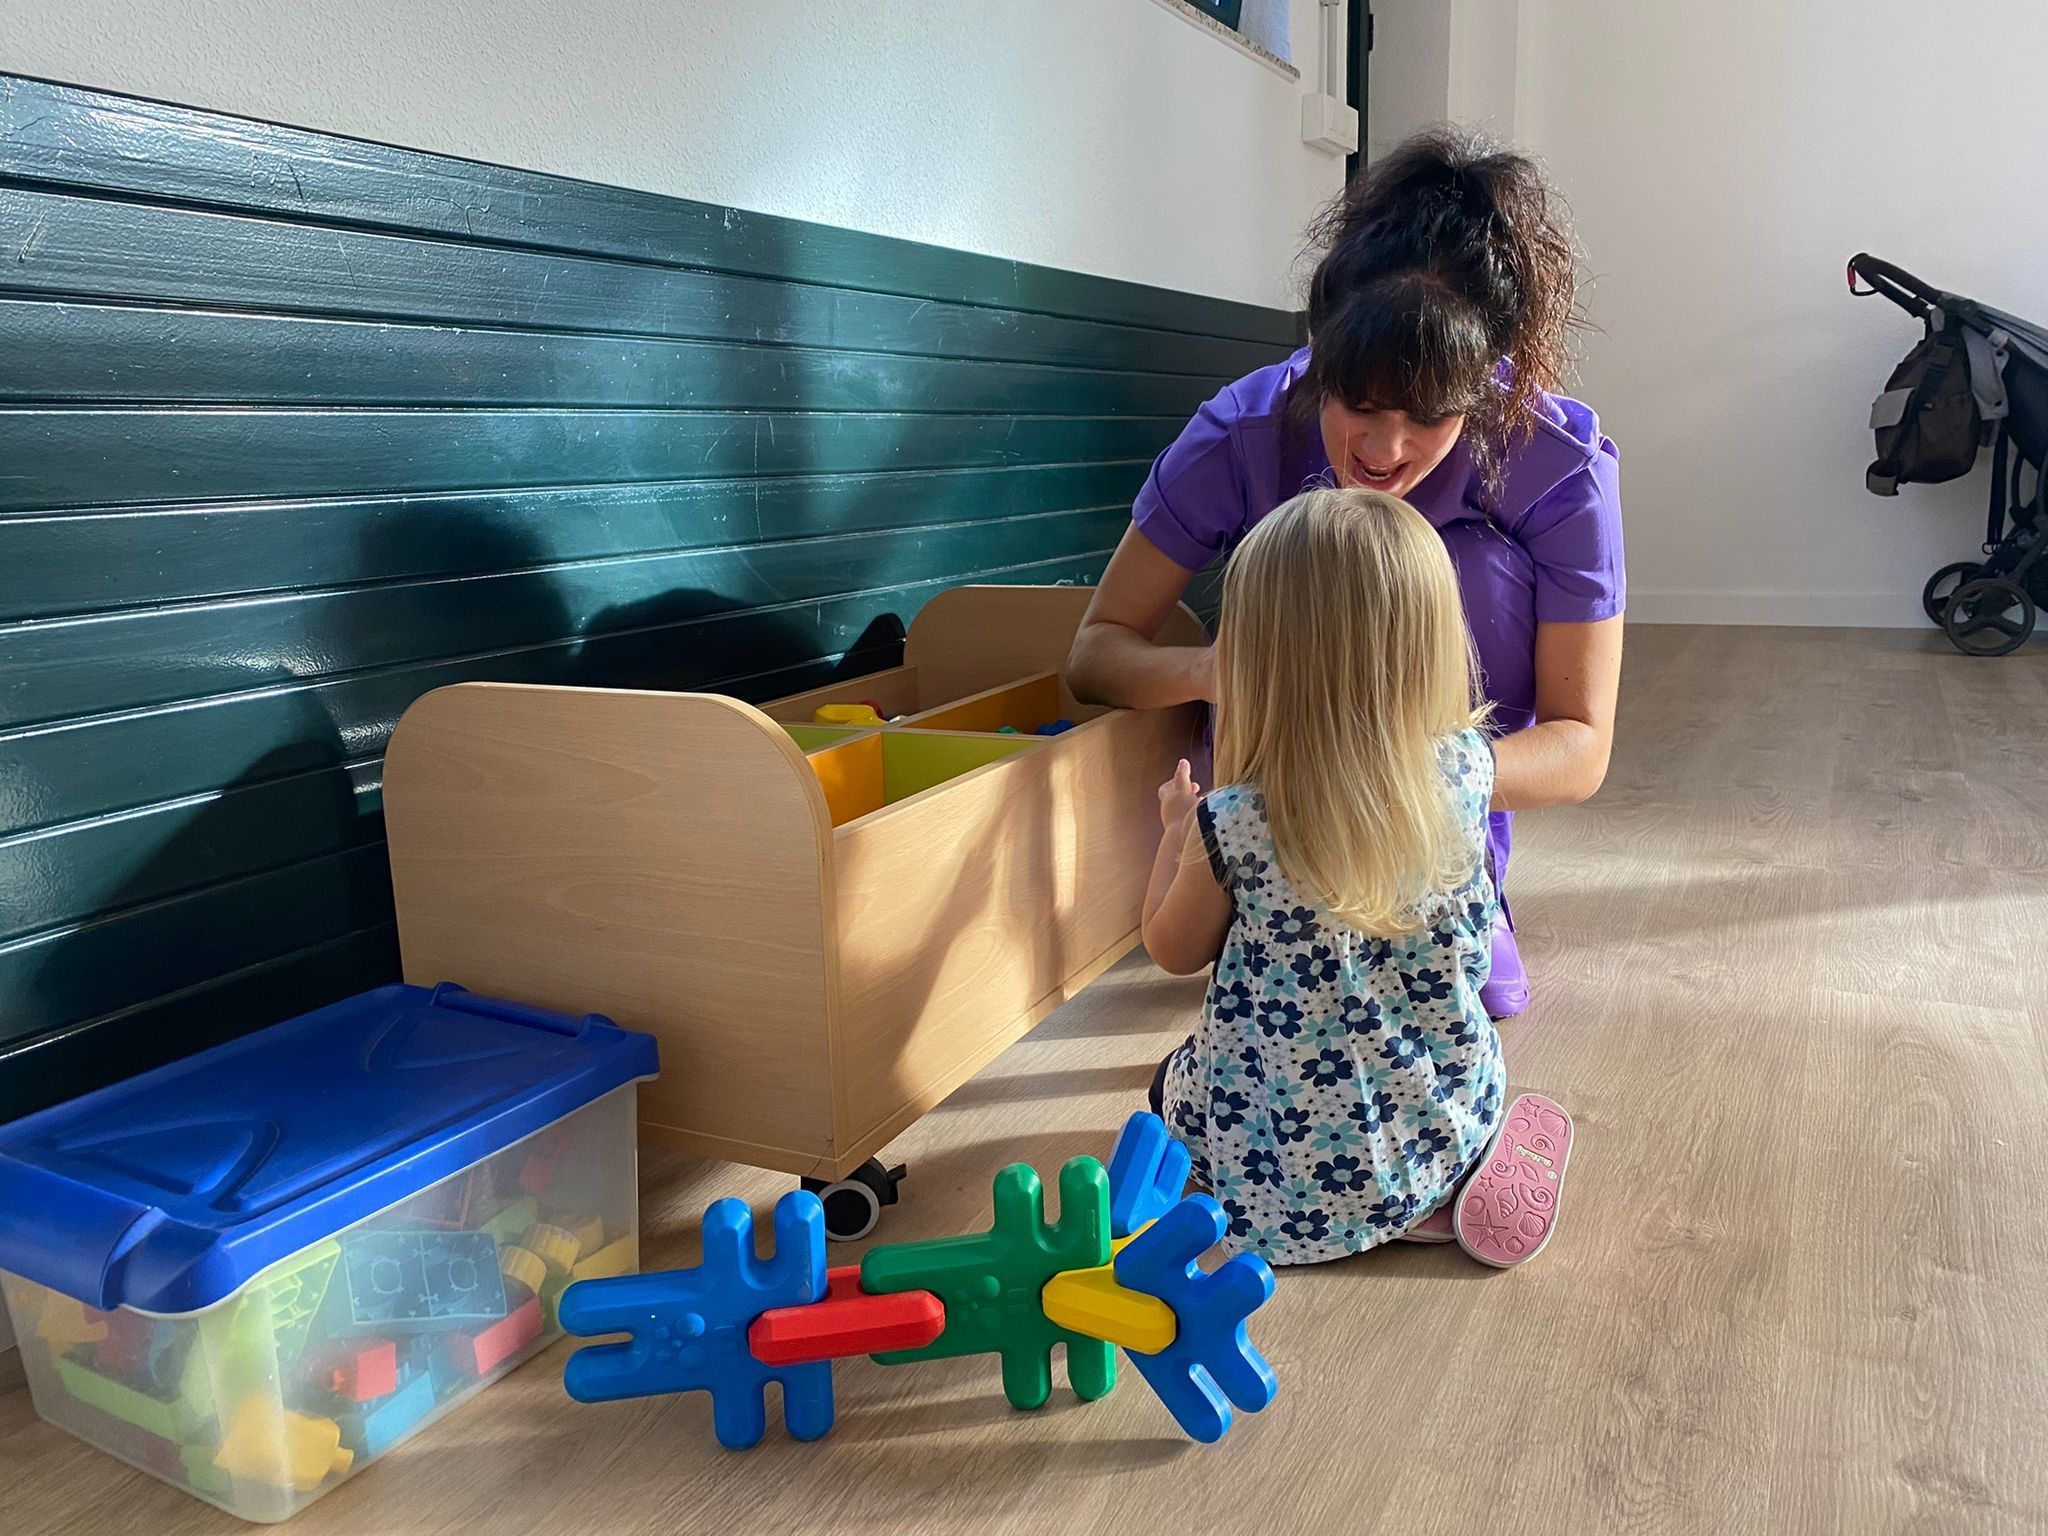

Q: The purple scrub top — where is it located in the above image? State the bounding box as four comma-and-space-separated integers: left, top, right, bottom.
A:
1133, 346, 1624, 893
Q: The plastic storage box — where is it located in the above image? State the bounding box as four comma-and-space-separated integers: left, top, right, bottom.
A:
0, 983, 657, 1523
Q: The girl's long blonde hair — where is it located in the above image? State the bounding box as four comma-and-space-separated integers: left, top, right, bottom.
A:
1213, 487, 1489, 937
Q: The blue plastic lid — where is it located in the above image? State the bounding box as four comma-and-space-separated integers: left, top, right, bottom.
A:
0, 983, 657, 1315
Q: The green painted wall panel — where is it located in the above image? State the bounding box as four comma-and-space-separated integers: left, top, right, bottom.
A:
0, 299, 1225, 418
1, 463, 1145, 620
0, 75, 1283, 1119
0, 410, 1179, 513
0, 188, 1282, 379
0, 76, 1298, 346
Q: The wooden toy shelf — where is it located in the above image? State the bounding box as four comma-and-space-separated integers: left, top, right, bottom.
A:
383, 586, 1205, 1184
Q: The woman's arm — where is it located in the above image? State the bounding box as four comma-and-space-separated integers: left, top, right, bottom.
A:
1143, 762, 1232, 975
1066, 527, 1215, 709
1492, 615, 1624, 809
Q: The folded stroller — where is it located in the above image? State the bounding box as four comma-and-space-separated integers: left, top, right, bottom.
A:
1849, 253, 2048, 655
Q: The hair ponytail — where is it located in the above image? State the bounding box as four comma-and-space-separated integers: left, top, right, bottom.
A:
1297, 125, 1584, 495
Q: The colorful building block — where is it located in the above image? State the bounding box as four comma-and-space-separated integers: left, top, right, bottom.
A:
348, 1372, 437, 1459
95, 1306, 157, 1378
452, 1293, 544, 1378
500, 1244, 548, 1295
304, 1338, 399, 1402
517, 1129, 571, 1197
747, 1266, 944, 1365
1113, 1194, 1277, 1444
1106, 1111, 1192, 1240
56, 1354, 205, 1441
213, 1399, 354, 1492
526, 1223, 581, 1275
180, 1442, 232, 1496
861, 1158, 1115, 1411
814, 703, 883, 726
483, 1196, 541, 1245
571, 1235, 637, 1282
1035, 719, 1077, 736
411, 1166, 488, 1231
247, 1240, 341, 1368
340, 1230, 507, 1329
567, 1214, 607, 1254
1040, 1233, 1175, 1354
560, 1191, 833, 1450
34, 1292, 108, 1350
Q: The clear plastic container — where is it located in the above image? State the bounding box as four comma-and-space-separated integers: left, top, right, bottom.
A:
0, 984, 655, 1523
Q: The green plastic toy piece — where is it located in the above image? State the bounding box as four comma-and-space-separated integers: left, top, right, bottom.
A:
181, 1442, 232, 1495
253, 1238, 340, 1368
860, 1156, 1116, 1410
57, 1354, 205, 1441
482, 1197, 540, 1245
198, 1238, 340, 1410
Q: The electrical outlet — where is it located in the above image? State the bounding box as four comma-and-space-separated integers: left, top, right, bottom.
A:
1301, 92, 1359, 156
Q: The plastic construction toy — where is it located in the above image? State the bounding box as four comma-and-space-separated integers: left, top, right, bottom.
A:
558, 1113, 1277, 1448
559, 1193, 833, 1450
862, 1157, 1116, 1410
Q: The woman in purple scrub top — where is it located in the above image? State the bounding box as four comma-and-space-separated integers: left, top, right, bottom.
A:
1067, 128, 1624, 1020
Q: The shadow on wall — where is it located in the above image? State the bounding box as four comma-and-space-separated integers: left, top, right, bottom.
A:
2, 492, 920, 1118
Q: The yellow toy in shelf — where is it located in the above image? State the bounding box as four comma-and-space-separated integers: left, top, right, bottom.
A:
385, 585, 1207, 1228
813, 702, 884, 726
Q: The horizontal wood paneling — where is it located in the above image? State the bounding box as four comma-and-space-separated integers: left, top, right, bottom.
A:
0, 553, 1112, 836
0, 74, 1284, 1117
0, 462, 1145, 619
0, 188, 1281, 379
0, 408, 1177, 511
0, 299, 1223, 417
0, 75, 1300, 347
0, 508, 1127, 728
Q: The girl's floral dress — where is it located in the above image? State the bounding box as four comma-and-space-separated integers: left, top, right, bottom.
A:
1161, 729, 1503, 1265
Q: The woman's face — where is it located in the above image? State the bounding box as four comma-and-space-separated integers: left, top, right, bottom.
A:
1319, 396, 1466, 497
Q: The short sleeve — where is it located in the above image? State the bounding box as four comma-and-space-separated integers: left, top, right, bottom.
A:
1511, 446, 1625, 624
1132, 388, 1254, 573
1441, 730, 1496, 834
1194, 796, 1229, 886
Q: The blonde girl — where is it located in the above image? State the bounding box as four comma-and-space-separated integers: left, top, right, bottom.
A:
1140, 487, 1563, 1267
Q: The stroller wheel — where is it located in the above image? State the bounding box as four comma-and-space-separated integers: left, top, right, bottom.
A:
1943, 576, 2036, 657
1923, 561, 1985, 625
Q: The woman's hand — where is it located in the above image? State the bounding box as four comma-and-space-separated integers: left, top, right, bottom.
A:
1158, 758, 1203, 830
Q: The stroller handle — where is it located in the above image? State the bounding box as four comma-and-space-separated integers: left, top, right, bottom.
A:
1847, 253, 1941, 318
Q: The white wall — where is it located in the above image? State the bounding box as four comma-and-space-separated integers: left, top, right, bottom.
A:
1, 0, 1346, 311
1376, 0, 2048, 625
1365, 0, 1454, 162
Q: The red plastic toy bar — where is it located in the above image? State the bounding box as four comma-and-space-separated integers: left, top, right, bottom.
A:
747, 1265, 943, 1365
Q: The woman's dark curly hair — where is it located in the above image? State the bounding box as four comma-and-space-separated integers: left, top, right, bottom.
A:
1293, 125, 1585, 496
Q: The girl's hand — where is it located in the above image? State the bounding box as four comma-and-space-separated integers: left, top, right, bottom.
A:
1158, 758, 1202, 829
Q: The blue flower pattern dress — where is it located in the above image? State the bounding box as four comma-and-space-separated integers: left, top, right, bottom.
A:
1162, 729, 1503, 1265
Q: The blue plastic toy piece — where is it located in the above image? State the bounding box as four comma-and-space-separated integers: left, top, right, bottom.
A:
1034, 719, 1076, 736
342, 1230, 507, 1329
558, 1190, 832, 1450
1113, 1194, 1277, 1443
352, 1370, 436, 1457
1105, 1111, 1192, 1240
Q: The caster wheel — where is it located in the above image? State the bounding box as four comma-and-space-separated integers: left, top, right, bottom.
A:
1943, 576, 2036, 657
1923, 561, 1984, 625
800, 1158, 907, 1242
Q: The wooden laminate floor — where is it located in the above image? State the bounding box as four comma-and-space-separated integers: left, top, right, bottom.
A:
5, 625, 2046, 1535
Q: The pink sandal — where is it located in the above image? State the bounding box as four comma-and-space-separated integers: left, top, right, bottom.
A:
1453, 1093, 1573, 1267
1397, 1203, 1457, 1243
